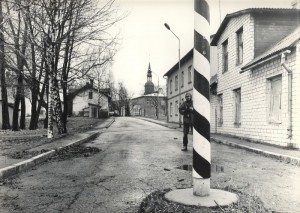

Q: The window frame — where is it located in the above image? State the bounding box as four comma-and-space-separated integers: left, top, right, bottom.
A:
267, 75, 282, 124
188, 65, 192, 83
236, 27, 243, 65
233, 88, 241, 126
218, 94, 223, 126
175, 75, 178, 91
181, 70, 184, 87
222, 39, 229, 73
175, 100, 178, 116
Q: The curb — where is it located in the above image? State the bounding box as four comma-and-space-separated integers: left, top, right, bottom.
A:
135, 117, 178, 129
211, 137, 300, 167
105, 118, 115, 128
0, 132, 101, 180
0, 118, 116, 180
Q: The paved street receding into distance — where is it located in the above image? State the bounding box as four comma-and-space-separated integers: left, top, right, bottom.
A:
0, 117, 299, 212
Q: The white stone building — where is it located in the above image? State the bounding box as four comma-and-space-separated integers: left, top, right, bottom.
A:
68, 80, 110, 118
210, 8, 300, 148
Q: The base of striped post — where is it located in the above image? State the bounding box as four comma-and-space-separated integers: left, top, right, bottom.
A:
193, 178, 210, 196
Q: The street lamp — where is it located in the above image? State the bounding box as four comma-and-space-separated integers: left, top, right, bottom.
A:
164, 23, 181, 127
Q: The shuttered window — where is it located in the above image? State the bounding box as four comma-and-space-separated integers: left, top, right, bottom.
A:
269, 76, 282, 123
236, 28, 243, 65
234, 88, 241, 126
188, 66, 192, 83
218, 94, 223, 126
222, 40, 228, 73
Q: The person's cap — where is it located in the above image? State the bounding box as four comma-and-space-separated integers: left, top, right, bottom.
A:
185, 92, 192, 97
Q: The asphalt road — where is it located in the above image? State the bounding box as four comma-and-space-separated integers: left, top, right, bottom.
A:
0, 117, 299, 212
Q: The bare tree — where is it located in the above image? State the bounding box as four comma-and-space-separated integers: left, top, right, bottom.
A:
0, 0, 10, 129
118, 83, 132, 116
1, 0, 124, 135
4, 0, 28, 130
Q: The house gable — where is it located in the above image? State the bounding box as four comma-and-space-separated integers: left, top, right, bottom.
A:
68, 83, 110, 116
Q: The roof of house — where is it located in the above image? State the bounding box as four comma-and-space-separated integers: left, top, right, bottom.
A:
88, 103, 102, 108
68, 83, 111, 99
211, 8, 300, 46
163, 49, 193, 77
241, 26, 300, 72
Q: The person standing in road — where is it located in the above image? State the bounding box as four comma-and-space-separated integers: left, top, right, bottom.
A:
179, 92, 193, 151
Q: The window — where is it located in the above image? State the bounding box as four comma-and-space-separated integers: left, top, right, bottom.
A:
89, 91, 93, 99
175, 75, 178, 91
218, 94, 223, 126
233, 88, 241, 126
222, 40, 228, 73
175, 100, 178, 116
170, 102, 173, 117
268, 76, 282, 123
188, 66, 192, 83
170, 79, 172, 94
181, 71, 184, 87
236, 28, 243, 65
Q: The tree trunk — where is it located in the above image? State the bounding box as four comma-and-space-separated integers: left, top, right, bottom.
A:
29, 79, 38, 130
52, 77, 65, 134
0, 0, 10, 129
12, 75, 22, 131
20, 94, 26, 129
47, 74, 54, 138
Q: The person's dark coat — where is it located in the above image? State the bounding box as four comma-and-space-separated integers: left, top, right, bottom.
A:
179, 100, 193, 125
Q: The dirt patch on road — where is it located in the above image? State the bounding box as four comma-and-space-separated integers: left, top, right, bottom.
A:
49, 145, 101, 161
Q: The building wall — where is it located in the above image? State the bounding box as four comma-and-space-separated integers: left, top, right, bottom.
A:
292, 42, 300, 147
131, 96, 166, 119
230, 48, 299, 147
210, 92, 218, 133
72, 90, 108, 116
166, 44, 218, 124
213, 13, 300, 147
167, 56, 193, 123
215, 14, 254, 134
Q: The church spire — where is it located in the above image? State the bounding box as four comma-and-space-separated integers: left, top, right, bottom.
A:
144, 62, 154, 95
147, 62, 152, 82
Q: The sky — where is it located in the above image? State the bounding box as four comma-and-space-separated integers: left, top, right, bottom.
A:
111, 0, 293, 97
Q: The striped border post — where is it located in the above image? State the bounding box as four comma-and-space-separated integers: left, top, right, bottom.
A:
193, 0, 211, 196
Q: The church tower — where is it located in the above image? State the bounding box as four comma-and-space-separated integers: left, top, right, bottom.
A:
144, 63, 154, 95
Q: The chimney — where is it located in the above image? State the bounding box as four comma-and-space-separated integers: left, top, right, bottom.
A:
292, 0, 300, 9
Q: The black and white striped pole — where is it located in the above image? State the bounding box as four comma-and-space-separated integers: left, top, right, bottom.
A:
165, 0, 237, 207
193, 0, 211, 196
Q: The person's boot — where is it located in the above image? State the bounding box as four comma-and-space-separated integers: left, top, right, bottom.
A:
181, 145, 187, 151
